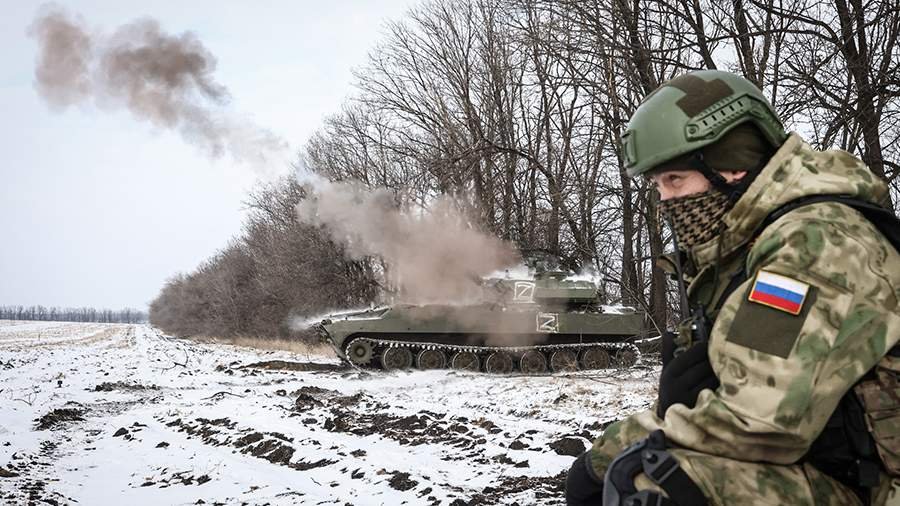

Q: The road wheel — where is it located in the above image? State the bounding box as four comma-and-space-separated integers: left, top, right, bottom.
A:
579, 347, 611, 370
381, 347, 413, 370
614, 348, 638, 368
346, 339, 374, 366
549, 349, 578, 372
450, 351, 480, 372
416, 349, 447, 370
519, 350, 548, 374
485, 352, 514, 374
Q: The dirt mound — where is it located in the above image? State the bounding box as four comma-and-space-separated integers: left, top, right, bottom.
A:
231, 428, 335, 470
290, 388, 500, 456
93, 382, 159, 392
164, 417, 337, 472
549, 437, 586, 457
240, 360, 344, 372
388, 471, 418, 491
35, 407, 85, 430
165, 417, 237, 446
293, 385, 339, 411
245, 438, 295, 464
323, 409, 490, 453
464, 472, 566, 504
140, 470, 212, 488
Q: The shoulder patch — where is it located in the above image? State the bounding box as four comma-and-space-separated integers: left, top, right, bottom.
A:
748, 270, 810, 315
727, 276, 818, 359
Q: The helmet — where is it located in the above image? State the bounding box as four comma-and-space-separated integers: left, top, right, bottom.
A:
622, 70, 787, 178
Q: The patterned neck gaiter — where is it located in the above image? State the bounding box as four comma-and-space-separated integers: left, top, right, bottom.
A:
658, 189, 733, 251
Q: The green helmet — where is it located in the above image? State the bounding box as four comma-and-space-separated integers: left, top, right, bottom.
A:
622, 70, 787, 177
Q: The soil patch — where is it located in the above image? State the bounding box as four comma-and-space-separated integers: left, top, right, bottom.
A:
35, 407, 85, 430
293, 386, 338, 411
93, 382, 159, 392
165, 417, 237, 446
240, 360, 344, 372
292, 388, 496, 454
143, 469, 213, 488
388, 471, 419, 491
465, 472, 566, 504
549, 437, 586, 457
165, 417, 337, 472
322, 408, 489, 453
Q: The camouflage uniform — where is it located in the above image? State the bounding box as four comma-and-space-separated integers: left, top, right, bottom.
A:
588, 133, 900, 505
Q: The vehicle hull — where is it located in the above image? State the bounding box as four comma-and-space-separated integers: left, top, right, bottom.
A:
318, 303, 645, 372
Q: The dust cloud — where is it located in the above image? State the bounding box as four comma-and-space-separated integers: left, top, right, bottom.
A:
28, 5, 287, 172
296, 181, 521, 304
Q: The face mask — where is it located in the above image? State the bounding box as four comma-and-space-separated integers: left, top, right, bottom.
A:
658, 189, 732, 251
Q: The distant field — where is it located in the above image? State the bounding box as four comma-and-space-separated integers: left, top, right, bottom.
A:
0, 322, 657, 505
0, 321, 122, 347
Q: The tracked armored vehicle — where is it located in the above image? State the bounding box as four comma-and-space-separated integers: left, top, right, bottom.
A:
317, 271, 645, 373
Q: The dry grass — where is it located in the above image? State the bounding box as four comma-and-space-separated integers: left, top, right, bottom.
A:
192, 335, 336, 358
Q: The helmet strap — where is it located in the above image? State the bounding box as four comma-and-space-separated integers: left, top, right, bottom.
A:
688, 151, 733, 195
688, 151, 761, 202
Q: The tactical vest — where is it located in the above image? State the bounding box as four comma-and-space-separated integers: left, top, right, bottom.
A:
673, 196, 900, 494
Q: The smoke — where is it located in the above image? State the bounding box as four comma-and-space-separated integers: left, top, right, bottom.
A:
29, 5, 523, 311
28, 5, 287, 172
296, 181, 521, 304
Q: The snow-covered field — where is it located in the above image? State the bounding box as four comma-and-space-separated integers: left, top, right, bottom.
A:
0, 322, 657, 505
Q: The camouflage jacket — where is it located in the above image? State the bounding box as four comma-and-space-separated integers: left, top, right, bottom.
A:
591, 133, 900, 473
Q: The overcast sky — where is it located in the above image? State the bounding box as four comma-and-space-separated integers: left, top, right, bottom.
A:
0, 1, 413, 310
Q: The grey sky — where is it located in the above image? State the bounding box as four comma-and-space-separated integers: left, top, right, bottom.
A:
0, 0, 413, 310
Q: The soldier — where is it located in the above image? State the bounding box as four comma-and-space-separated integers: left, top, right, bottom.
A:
566, 69, 900, 505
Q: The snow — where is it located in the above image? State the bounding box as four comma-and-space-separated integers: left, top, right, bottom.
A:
598, 305, 638, 315
485, 264, 533, 280
0, 322, 658, 505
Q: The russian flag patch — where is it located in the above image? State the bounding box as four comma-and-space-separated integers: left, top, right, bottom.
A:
748, 270, 810, 315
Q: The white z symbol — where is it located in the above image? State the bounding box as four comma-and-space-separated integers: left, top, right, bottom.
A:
537, 313, 559, 333
514, 281, 535, 302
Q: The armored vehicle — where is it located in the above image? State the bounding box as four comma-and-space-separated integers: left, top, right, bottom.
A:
317, 271, 645, 373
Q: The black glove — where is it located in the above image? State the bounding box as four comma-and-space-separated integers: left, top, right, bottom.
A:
657, 340, 720, 418
566, 450, 604, 505
661, 330, 677, 368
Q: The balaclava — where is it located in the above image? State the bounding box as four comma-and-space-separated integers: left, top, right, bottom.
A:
655, 123, 775, 250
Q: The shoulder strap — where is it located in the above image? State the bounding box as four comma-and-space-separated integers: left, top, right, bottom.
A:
757, 194, 900, 253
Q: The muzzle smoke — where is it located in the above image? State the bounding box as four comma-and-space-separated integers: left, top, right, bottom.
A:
29, 5, 287, 171
296, 181, 521, 304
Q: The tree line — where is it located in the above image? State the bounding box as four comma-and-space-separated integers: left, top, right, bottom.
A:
150, 0, 900, 340
149, 180, 380, 339
0, 305, 147, 324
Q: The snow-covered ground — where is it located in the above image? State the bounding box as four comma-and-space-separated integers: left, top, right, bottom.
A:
0, 322, 657, 505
